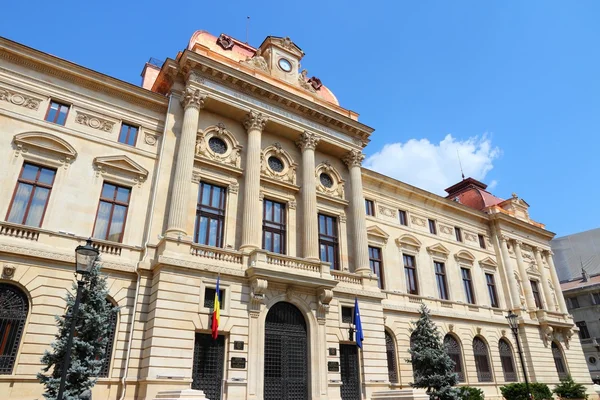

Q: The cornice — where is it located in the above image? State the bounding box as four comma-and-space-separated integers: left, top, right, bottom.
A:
0, 37, 168, 113
156, 52, 373, 145
491, 213, 555, 241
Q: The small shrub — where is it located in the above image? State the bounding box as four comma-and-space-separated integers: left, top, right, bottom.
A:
456, 386, 484, 399
553, 375, 588, 399
500, 382, 553, 399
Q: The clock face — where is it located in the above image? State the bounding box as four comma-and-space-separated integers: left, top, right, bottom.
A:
278, 58, 292, 72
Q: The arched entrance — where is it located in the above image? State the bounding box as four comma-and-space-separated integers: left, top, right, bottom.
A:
264, 302, 308, 400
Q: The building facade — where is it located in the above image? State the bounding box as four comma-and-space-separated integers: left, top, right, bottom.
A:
0, 31, 594, 400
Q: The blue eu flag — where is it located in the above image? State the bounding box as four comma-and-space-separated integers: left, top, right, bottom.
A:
354, 297, 364, 349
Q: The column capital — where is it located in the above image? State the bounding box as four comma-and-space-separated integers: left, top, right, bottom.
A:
243, 110, 268, 132
512, 239, 523, 247
500, 235, 511, 243
534, 247, 544, 255
544, 249, 554, 257
343, 149, 365, 168
181, 87, 206, 110
295, 131, 320, 151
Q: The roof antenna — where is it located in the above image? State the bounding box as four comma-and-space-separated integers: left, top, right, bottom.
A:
457, 150, 465, 180
246, 16, 250, 44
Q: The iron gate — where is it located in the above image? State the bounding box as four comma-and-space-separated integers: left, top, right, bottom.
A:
192, 333, 225, 400
264, 302, 308, 400
340, 344, 361, 400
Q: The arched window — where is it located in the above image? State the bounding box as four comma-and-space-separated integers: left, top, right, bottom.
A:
552, 341, 568, 380
499, 338, 517, 382
0, 283, 29, 375
444, 334, 465, 382
473, 337, 493, 382
98, 299, 117, 378
385, 330, 398, 383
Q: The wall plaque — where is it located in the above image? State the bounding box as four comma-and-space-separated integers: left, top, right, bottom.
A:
231, 357, 246, 369
234, 341, 244, 350
328, 348, 337, 356
328, 361, 339, 372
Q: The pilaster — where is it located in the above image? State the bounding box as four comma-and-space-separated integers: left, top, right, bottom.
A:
545, 250, 568, 314
535, 248, 556, 312
499, 236, 523, 310
513, 240, 536, 311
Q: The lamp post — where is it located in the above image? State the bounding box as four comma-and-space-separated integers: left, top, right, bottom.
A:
56, 238, 99, 400
506, 311, 532, 400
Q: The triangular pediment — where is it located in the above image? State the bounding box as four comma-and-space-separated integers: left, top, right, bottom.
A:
367, 226, 389, 243
14, 132, 77, 159
94, 155, 148, 180
260, 36, 304, 59
395, 234, 422, 249
426, 243, 450, 257
455, 250, 476, 264
479, 257, 498, 269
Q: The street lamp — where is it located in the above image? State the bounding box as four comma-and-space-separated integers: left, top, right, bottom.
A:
56, 238, 99, 400
506, 311, 532, 400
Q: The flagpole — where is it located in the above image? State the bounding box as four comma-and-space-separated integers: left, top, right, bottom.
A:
359, 346, 366, 399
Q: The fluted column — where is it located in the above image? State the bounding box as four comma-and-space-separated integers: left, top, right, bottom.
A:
499, 236, 523, 310
166, 87, 205, 236
535, 248, 556, 311
343, 150, 370, 274
296, 131, 320, 261
546, 250, 568, 314
240, 111, 268, 251
513, 240, 537, 311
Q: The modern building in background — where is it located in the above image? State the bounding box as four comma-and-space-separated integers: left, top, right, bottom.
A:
0, 30, 595, 400
554, 228, 600, 382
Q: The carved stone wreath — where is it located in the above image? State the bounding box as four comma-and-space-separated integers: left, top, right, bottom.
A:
260, 143, 296, 184
195, 123, 242, 168
315, 161, 345, 199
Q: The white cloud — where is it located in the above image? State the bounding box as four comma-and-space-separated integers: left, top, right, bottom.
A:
364, 134, 501, 196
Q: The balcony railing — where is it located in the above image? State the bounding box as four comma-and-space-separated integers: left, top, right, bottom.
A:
190, 244, 243, 264
0, 222, 39, 241
331, 271, 362, 285
266, 253, 321, 274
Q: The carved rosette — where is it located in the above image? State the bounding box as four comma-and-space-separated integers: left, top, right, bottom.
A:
250, 278, 268, 315
195, 123, 242, 168
295, 131, 320, 151
317, 288, 333, 322
315, 161, 345, 199
378, 206, 397, 218
243, 111, 268, 132
181, 87, 206, 110
75, 111, 115, 132
260, 143, 297, 184
0, 86, 43, 110
342, 149, 365, 168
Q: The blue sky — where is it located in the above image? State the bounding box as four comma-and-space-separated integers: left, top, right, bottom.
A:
3, 1, 599, 237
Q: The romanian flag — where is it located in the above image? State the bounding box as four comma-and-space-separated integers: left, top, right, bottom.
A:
211, 276, 220, 339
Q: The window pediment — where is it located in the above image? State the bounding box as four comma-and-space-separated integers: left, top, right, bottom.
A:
13, 132, 77, 167
93, 155, 148, 186
367, 225, 389, 245
426, 243, 450, 259
395, 234, 422, 253
478, 257, 498, 269
454, 250, 476, 264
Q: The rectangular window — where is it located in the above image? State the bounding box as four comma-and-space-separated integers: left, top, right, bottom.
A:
92, 183, 131, 242
365, 199, 375, 216
341, 306, 354, 324
204, 287, 225, 310
593, 293, 600, 305
478, 234, 486, 249
531, 280, 543, 309
399, 209, 408, 226
118, 123, 139, 146
369, 246, 384, 289
455, 227, 463, 242
319, 214, 339, 270
194, 182, 226, 247
461, 268, 476, 304
263, 199, 286, 254
434, 261, 449, 300
428, 219, 437, 235
485, 273, 499, 308
45, 100, 69, 125
569, 297, 580, 309
576, 321, 590, 339
6, 163, 56, 228
404, 254, 418, 295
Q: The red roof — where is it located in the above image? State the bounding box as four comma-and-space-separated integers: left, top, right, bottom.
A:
445, 178, 504, 211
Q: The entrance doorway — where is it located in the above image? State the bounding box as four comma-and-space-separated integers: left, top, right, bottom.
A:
340, 344, 361, 400
264, 302, 308, 400
191, 333, 225, 400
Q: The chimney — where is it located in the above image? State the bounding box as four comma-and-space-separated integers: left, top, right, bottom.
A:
582, 268, 590, 282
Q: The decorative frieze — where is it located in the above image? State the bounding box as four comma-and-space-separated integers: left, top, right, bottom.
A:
0, 86, 43, 110
439, 224, 453, 235
75, 111, 115, 132
378, 205, 396, 218
410, 216, 426, 227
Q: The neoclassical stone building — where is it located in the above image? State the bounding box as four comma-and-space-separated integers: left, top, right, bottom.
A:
0, 31, 594, 400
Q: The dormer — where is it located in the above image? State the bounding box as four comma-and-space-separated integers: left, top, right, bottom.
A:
257, 36, 304, 85
499, 193, 530, 222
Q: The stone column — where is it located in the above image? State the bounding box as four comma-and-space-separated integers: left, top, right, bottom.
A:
343, 150, 370, 274
513, 240, 536, 311
546, 250, 568, 314
535, 248, 556, 311
499, 236, 523, 310
240, 111, 268, 252
166, 87, 205, 236
295, 131, 320, 261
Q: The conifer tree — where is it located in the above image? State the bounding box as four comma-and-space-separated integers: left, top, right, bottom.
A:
38, 261, 118, 400
408, 304, 459, 400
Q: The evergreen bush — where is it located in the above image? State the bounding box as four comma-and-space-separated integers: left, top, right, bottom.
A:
500, 382, 553, 400
456, 386, 485, 399
553, 375, 588, 399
